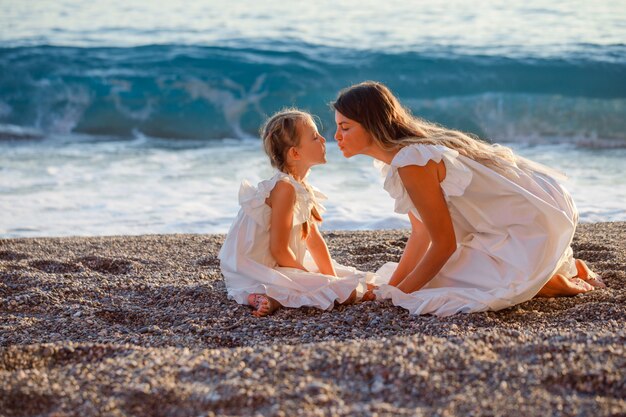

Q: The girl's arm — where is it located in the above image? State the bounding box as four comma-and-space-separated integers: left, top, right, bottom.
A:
387, 212, 431, 286
268, 180, 307, 270
306, 222, 337, 276
394, 160, 457, 293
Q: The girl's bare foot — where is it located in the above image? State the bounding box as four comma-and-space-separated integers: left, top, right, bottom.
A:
536, 274, 594, 298
247, 294, 280, 317
361, 290, 376, 302
338, 289, 358, 306
575, 259, 606, 288
362, 283, 377, 302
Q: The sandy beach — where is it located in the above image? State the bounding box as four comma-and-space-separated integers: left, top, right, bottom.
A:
1, 222, 624, 416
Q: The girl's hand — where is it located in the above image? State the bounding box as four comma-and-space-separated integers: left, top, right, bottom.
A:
306, 222, 337, 276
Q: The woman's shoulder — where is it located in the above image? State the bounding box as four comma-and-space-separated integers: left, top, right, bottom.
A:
390, 142, 457, 168
379, 142, 472, 199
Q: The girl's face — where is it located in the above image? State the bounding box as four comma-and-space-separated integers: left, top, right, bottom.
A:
334, 110, 374, 158
295, 119, 327, 166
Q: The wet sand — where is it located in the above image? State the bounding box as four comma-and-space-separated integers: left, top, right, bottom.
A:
1, 222, 625, 416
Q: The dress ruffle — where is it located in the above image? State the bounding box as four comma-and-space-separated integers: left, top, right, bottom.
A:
226, 259, 376, 310
374, 144, 473, 215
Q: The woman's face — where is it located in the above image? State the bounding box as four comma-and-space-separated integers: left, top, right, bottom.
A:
334, 110, 374, 158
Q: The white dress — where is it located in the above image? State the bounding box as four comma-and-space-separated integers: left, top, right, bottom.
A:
373, 143, 579, 316
219, 171, 372, 310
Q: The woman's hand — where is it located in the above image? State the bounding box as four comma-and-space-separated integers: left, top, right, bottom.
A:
387, 211, 430, 287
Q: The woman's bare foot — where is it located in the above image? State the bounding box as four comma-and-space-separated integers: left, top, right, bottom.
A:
536, 274, 594, 298
247, 294, 280, 317
575, 259, 606, 288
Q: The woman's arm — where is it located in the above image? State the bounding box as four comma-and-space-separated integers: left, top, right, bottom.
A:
394, 161, 457, 293
268, 180, 307, 270
306, 222, 337, 276
387, 212, 431, 286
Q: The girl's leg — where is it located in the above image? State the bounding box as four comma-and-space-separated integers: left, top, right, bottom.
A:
536, 274, 594, 298
247, 294, 281, 317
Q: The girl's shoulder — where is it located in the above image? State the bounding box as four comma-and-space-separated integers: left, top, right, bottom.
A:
270, 176, 297, 200
239, 171, 317, 206
271, 172, 327, 202
274, 171, 299, 186
238, 171, 290, 207
268, 173, 328, 224
235, 172, 304, 227
259, 171, 301, 193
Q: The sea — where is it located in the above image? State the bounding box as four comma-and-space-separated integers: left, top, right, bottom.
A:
1, 0, 625, 238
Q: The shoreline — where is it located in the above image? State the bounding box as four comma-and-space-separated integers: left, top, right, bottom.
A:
0, 218, 616, 241
1, 222, 625, 416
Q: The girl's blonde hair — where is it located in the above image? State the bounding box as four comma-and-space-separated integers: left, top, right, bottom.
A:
332, 81, 560, 179
259, 108, 322, 239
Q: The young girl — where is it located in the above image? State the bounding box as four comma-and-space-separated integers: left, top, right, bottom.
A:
333, 81, 605, 316
218, 109, 373, 317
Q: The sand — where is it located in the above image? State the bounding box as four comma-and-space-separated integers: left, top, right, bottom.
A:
1, 222, 625, 417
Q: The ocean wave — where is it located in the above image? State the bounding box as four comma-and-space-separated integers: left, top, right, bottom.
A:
0, 123, 45, 140
1, 44, 625, 143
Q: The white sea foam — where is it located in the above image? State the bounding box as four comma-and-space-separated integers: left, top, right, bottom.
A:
0, 138, 624, 238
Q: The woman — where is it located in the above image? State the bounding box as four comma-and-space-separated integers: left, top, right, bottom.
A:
333, 81, 604, 316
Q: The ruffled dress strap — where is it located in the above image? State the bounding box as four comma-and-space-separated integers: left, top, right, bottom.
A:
374, 143, 473, 215
291, 179, 327, 225
300, 182, 327, 220
237, 171, 285, 227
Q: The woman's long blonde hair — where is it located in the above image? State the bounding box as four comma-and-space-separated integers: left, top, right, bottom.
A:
332, 81, 560, 179
259, 108, 322, 239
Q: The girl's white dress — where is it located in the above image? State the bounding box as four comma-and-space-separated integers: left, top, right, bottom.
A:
373, 143, 579, 316
219, 171, 371, 310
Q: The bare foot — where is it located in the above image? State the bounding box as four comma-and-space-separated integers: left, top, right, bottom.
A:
575, 259, 606, 288
339, 289, 358, 305
536, 274, 594, 298
361, 283, 377, 302
247, 294, 280, 317
361, 290, 376, 302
